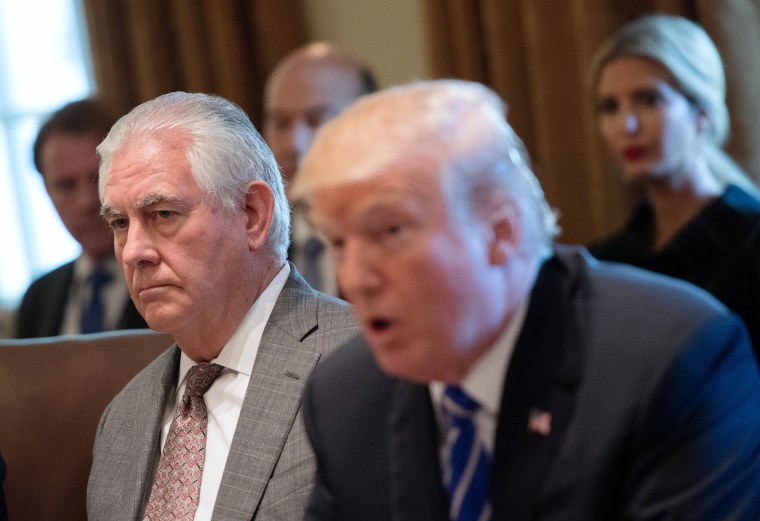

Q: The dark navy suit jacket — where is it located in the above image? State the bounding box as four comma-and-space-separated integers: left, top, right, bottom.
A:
16, 260, 146, 338
303, 246, 760, 520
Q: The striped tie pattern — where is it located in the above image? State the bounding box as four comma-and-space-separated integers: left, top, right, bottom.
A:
442, 386, 492, 521
143, 362, 224, 520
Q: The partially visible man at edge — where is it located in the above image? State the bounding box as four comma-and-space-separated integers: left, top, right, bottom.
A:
293, 80, 760, 520
16, 99, 146, 337
86, 92, 357, 520
264, 42, 376, 295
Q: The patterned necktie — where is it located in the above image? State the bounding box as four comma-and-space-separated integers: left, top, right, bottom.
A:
442, 386, 492, 521
143, 362, 224, 520
81, 267, 111, 333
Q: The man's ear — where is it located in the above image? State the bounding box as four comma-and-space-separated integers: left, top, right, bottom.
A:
487, 205, 521, 266
244, 180, 275, 251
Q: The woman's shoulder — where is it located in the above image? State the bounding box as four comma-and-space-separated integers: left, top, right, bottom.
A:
721, 185, 760, 219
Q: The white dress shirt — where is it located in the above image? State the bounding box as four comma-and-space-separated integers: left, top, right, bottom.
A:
158, 263, 290, 520
60, 255, 129, 334
430, 300, 528, 460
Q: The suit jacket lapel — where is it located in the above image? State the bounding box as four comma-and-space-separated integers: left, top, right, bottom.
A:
45, 262, 75, 336
389, 381, 449, 521
213, 269, 323, 520
132, 346, 181, 520
491, 255, 583, 520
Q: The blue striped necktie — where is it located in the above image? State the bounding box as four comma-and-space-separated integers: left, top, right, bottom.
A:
442, 385, 492, 521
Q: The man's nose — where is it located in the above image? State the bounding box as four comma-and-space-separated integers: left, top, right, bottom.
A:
119, 221, 159, 268
337, 239, 383, 299
289, 121, 315, 158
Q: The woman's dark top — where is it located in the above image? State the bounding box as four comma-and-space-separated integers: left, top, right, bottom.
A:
589, 185, 760, 359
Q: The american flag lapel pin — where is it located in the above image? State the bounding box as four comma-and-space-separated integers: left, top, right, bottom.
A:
527, 407, 552, 436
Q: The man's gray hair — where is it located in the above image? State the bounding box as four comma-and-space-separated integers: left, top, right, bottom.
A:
98, 91, 290, 262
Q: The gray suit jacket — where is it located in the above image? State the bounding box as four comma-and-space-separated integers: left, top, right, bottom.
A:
87, 267, 357, 520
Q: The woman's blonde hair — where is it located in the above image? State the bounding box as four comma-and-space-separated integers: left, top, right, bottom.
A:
590, 14, 758, 195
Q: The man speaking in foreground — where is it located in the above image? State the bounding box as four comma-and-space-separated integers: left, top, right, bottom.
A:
293, 80, 760, 520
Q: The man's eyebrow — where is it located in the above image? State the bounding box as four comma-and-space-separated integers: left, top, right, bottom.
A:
100, 194, 189, 219
135, 193, 188, 210
100, 204, 123, 220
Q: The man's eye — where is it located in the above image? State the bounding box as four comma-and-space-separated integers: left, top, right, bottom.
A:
156, 210, 173, 219
109, 218, 128, 230
306, 112, 332, 129
386, 224, 401, 235
52, 179, 77, 193
271, 117, 291, 132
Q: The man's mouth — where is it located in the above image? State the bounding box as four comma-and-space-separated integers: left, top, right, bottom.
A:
369, 318, 392, 332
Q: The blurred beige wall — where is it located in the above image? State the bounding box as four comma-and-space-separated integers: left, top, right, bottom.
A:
300, 0, 431, 88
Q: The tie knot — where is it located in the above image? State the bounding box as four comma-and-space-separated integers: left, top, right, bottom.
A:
185, 363, 224, 397
443, 386, 480, 418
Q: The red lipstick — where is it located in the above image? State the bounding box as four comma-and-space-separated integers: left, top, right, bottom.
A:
623, 146, 646, 161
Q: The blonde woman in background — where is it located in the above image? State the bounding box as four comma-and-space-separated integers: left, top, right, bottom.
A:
588, 14, 760, 359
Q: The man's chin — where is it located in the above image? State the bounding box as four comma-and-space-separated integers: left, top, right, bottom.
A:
372, 349, 435, 385
140, 307, 182, 334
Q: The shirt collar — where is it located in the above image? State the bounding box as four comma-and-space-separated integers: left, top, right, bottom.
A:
73, 254, 120, 282
462, 299, 528, 414
430, 299, 529, 415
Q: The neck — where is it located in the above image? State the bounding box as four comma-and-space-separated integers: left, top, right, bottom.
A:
444, 253, 542, 385
643, 165, 721, 250
174, 257, 285, 363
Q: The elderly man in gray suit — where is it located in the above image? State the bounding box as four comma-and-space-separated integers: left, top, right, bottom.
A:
86, 92, 357, 520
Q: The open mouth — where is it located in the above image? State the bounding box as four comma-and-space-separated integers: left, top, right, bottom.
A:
369, 318, 392, 333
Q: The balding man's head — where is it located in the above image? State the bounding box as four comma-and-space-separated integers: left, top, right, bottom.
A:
264, 42, 376, 195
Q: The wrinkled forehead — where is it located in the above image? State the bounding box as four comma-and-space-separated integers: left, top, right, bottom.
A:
101, 129, 192, 197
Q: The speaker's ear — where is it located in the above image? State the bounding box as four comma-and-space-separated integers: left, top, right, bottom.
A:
487, 205, 521, 266
244, 180, 275, 251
